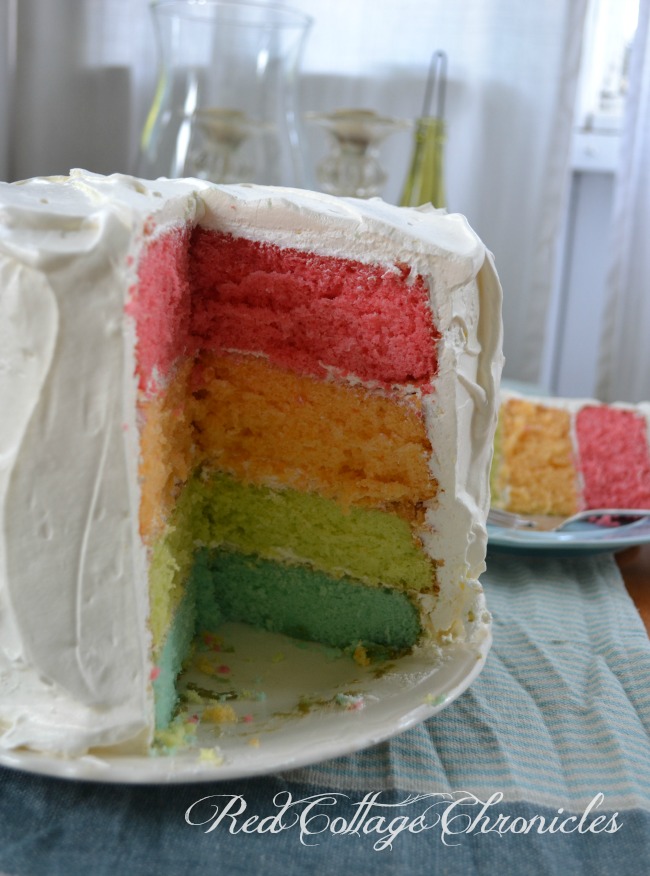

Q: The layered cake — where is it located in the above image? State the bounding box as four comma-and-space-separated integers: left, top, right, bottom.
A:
492, 392, 650, 515
0, 171, 503, 756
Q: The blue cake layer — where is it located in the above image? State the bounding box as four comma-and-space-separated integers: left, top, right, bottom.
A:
153, 549, 422, 729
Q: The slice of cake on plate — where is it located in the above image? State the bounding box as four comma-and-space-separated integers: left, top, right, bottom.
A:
0, 171, 503, 756
492, 392, 650, 515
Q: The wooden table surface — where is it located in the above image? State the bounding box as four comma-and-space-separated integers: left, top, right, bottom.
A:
618, 543, 650, 635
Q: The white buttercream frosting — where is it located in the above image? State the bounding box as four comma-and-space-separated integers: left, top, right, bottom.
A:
0, 170, 503, 756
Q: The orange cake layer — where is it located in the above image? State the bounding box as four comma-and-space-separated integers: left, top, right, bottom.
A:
190, 353, 435, 510
139, 353, 436, 541
496, 398, 578, 516
138, 360, 194, 540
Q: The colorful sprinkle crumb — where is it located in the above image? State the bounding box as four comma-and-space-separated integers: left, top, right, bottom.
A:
195, 655, 217, 676
352, 644, 371, 667
335, 693, 365, 711
198, 747, 225, 765
202, 704, 237, 724
152, 715, 198, 755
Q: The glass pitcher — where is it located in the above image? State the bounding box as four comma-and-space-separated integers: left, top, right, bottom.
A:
137, 0, 312, 187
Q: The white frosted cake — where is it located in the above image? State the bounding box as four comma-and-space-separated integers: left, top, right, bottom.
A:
0, 170, 503, 757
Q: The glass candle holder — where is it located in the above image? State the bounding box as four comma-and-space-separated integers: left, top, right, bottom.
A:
137, 0, 312, 186
307, 109, 410, 199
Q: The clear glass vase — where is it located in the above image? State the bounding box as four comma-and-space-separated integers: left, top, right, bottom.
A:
137, 0, 312, 186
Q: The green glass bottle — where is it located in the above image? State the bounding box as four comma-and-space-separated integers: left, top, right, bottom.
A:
399, 115, 446, 209
400, 50, 447, 209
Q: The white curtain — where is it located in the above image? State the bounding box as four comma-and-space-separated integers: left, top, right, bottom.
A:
0, 0, 588, 385
597, 0, 650, 403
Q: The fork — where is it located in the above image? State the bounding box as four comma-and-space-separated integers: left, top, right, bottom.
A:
487, 507, 650, 533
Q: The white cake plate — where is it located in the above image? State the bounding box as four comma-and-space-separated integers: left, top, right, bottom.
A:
0, 621, 490, 784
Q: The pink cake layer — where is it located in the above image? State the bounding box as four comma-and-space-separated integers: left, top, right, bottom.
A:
576, 406, 650, 509
132, 228, 440, 393
129, 226, 192, 393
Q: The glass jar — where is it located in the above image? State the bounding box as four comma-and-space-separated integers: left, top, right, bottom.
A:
137, 0, 312, 186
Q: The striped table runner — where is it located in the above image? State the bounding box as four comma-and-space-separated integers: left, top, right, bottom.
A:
286, 550, 650, 810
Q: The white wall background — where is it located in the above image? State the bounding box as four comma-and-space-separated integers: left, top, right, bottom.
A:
0, 0, 597, 391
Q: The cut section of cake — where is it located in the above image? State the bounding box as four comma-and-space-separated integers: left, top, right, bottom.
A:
0, 171, 503, 756
492, 391, 650, 515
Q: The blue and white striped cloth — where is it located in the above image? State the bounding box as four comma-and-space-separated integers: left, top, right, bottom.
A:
286, 551, 650, 811
1, 551, 649, 875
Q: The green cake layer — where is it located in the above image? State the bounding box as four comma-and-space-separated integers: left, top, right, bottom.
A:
149, 471, 435, 651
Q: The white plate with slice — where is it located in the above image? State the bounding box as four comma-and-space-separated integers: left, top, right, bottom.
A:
0, 621, 490, 784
